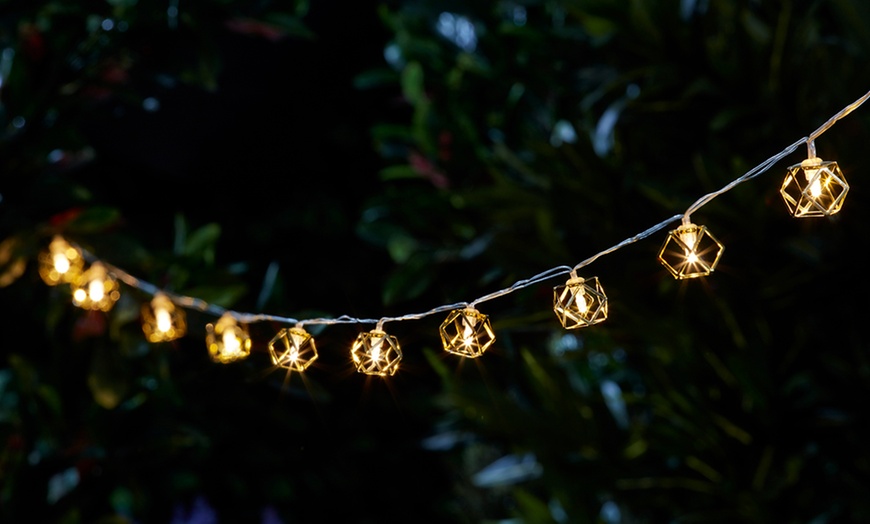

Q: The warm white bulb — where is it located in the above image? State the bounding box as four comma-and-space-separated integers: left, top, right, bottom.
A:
155, 307, 173, 333
804, 167, 823, 198
73, 289, 87, 302
53, 253, 70, 274
462, 320, 475, 347
88, 279, 105, 302
370, 339, 382, 361
576, 292, 588, 313
681, 230, 699, 264
810, 178, 823, 198
223, 329, 241, 355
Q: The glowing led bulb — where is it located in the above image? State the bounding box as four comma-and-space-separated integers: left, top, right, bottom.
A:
351, 329, 401, 376
575, 292, 588, 314
680, 229, 699, 264
142, 293, 187, 343
205, 313, 251, 363
71, 262, 120, 311
268, 327, 318, 372
781, 157, 849, 218
658, 223, 724, 280
439, 308, 495, 358
223, 330, 241, 354
54, 253, 70, 274
156, 308, 172, 333
553, 276, 608, 329
39, 236, 84, 286
88, 279, 105, 302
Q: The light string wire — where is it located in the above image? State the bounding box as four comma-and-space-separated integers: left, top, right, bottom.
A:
75, 88, 870, 333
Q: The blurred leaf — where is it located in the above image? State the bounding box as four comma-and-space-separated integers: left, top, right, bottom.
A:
88, 345, 129, 410
379, 165, 419, 181
182, 284, 246, 308
471, 453, 542, 487
184, 223, 221, 264
512, 488, 556, 523
0, 236, 27, 287
386, 234, 417, 263
353, 68, 398, 90
66, 207, 122, 234
382, 253, 433, 305
401, 61, 425, 104
262, 13, 315, 40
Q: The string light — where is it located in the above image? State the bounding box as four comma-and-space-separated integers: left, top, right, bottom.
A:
38, 235, 84, 286
141, 292, 187, 343
439, 307, 495, 358
658, 220, 724, 280
71, 262, 121, 311
20, 88, 869, 380
268, 327, 318, 371
553, 275, 608, 329
781, 155, 849, 217
205, 313, 252, 363
351, 326, 402, 376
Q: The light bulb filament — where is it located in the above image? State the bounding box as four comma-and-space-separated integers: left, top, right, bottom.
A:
462, 322, 475, 347
576, 292, 588, 314
805, 167, 824, 198
681, 230, 699, 264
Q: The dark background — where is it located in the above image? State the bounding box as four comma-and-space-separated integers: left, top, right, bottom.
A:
3, 1, 870, 523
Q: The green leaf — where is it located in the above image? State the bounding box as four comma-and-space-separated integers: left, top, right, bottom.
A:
512, 488, 556, 523
88, 346, 129, 410
386, 234, 417, 263
422, 347, 452, 385
353, 69, 398, 90
262, 13, 315, 39
184, 223, 221, 264
66, 207, 122, 234
382, 253, 433, 305
401, 61, 424, 104
379, 165, 419, 181
182, 284, 246, 308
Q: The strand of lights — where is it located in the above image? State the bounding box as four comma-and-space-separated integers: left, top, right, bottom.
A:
35, 88, 870, 379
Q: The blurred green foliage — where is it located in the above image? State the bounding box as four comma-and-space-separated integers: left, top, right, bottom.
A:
3, 0, 870, 523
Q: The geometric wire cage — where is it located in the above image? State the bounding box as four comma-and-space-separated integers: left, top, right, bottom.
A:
70, 261, 121, 311
439, 307, 495, 358
553, 276, 608, 329
268, 326, 318, 372
205, 313, 252, 364
141, 292, 187, 343
350, 329, 402, 376
38, 235, 85, 286
658, 222, 724, 280
780, 157, 849, 218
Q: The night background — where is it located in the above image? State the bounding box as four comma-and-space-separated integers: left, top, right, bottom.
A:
3, 1, 870, 522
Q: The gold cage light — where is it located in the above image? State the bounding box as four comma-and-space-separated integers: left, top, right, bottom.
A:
71, 262, 121, 311
205, 313, 252, 363
439, 307, 495, 358
268, 327, 318, 372
141, 292, 187, 343
351, 329, 402, 376
658, 222, 724, 280
553, 275, 608, 329
780, 156, 849, 218
39, 235, 84, 286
